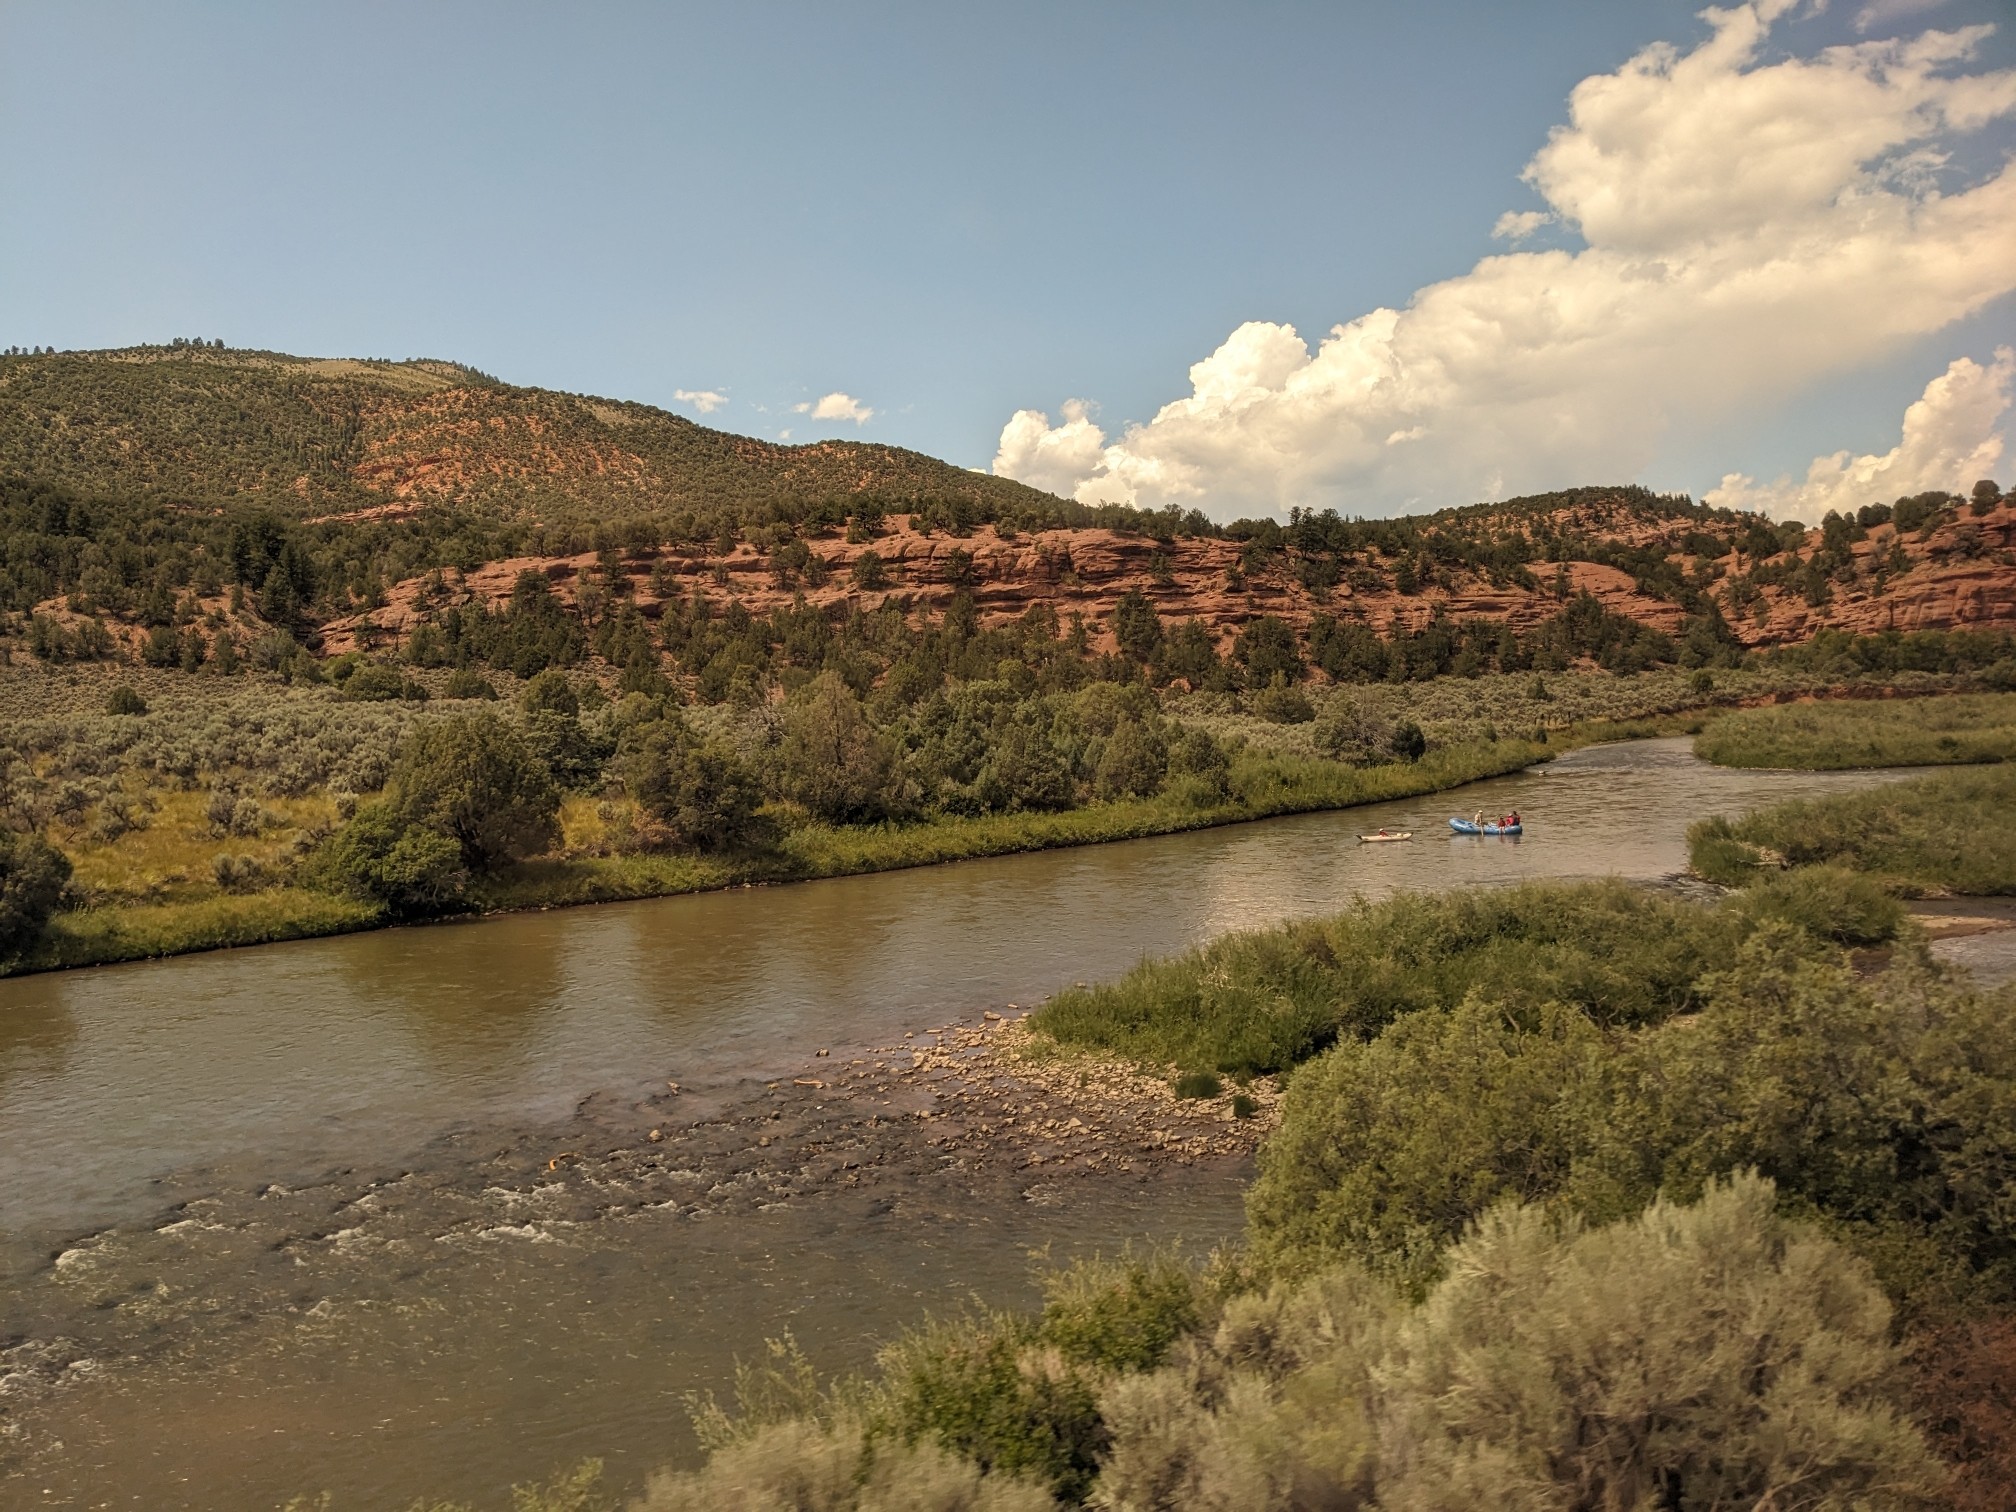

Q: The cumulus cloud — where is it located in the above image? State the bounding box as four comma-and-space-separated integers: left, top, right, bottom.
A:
1705, 349, 2011, 522
993, 3, 2016, 519
794, 391, 875, 424
672, 388, 728, 414
993, 398, 1109, 497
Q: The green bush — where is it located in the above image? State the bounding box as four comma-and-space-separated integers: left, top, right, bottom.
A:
1689, 764, 2016, 895
616, 718, 763, 853
384, 711, 559, 870
778, 673, 910, 823
1230, 1093, 1258, 1120
104, 684, 147, 715
0, 830, 72, 959
1250, 678, 1314, 725
519, 668, 580, 718
1731, 863, 1905, 945
442, 667, 498, 700
1033, 880, 1742, 1077
1248, 995, 1614, 1286
1695, 692, 2016, 769
1250, 926, 2016, 1309
334, 662, 413, 702
307, 801, 468, 917
522, 708, 611, 791
1092, 717, 1167, 799
636, 1419, 1050, 1511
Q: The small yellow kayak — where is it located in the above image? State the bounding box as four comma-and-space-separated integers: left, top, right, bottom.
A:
1358, 831, 1413, 843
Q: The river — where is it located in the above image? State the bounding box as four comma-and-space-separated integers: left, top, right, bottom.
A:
0, 739, 1951, 1509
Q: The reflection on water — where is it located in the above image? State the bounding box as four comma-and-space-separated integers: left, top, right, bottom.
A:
0, 738, 1938, 1510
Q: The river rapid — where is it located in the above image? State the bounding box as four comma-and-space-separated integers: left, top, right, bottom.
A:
0, 740, 1946, 1509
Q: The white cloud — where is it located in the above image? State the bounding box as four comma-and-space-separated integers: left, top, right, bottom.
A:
1491, 209, 1553, 241
794, 391, 875, 425
1705, 349, 2011, 522
672, 388, 728, 414
993, 3, 2016, 520
1855, 0, 1952, 36
992, 398, 1109, 497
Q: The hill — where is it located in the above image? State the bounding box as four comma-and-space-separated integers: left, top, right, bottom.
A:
0, 344, 1065, 523
0, 345, 2010, 682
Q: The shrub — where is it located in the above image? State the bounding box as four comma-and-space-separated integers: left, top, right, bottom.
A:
636, 1418, 1051, 1512
1230, 1093, 1258, 1119
105, 684, 147, 716
1033, 880, 1740, 1077
519, 668, 580, 718
384, 712, 559, 870
778, 673, 909, 824
1093, 717, 1167, 799
0, 830, 71, 959
334, 663, 408, 702
1173, 1070, 1222, 1100
1689, 764, 2016, 896
850, 551, 889, 591
1732, 864, 1905, 945
442, 667, 498, 700
309, 801, 468, 916
1383, 719, 1426, 762
1234, 616, 1302, 685
616, 718, 763, 852
1102, 1178, 1940, 1511
522, 709, 611, 792
1251, 925, 2016, 1310
1250, 678, 1314, 725
1248, 995, 1614, 1285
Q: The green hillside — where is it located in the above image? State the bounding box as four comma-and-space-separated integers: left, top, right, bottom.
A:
0, 344, 1061, 522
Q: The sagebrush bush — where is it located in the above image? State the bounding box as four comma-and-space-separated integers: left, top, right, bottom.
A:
1097, 1177, 1939, 1512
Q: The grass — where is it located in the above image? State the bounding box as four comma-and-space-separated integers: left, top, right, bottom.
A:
32, 889, 379, 969
1028, 879, 1750, 1076
1693, 692, 2016, 770
1688, 763, 2016, 895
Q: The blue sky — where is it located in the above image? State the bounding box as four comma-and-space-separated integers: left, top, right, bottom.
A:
2, 1, 2011, 519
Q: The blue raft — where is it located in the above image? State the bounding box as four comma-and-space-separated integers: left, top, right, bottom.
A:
1450, 817, 1523, 836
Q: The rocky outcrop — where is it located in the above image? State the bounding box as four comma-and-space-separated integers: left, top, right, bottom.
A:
320, 502, 2016, 659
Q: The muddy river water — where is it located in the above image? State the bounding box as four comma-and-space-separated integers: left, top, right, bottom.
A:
0, 740, 1960, 1509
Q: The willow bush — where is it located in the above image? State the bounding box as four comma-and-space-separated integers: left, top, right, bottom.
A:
1694, 692, 2016, 770
1689, 764, 2016, 894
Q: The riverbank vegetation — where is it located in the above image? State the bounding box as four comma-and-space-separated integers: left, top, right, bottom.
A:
1690, 763, 2016, 895
2, 622, 2002, 974
1694, 690, 2016, 769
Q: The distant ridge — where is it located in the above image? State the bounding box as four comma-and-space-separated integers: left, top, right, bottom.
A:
0, 345, 1062, 521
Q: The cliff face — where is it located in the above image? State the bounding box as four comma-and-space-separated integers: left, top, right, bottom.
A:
320, 499, 2016, 658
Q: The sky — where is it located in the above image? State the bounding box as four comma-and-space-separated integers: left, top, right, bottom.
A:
2, 0, 2011, 522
